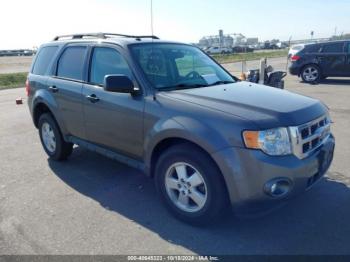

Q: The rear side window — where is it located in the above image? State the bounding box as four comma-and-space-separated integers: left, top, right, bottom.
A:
321, 43, 345, 53
57, 46, 87, 81
32, 46, 58, 75
89, 47, 133, 85
305, 45, 321, 53
292, 45, 303, 51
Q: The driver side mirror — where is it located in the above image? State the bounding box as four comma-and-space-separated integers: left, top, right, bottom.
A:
103, 74, 139, 94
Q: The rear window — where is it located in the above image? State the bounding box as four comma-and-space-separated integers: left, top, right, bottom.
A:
57, 46, 87, 81
32, 46, 58, 75
321, 43, 345, 53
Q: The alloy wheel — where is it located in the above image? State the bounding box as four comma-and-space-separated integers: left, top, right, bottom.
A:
302, 66, 319, 82
41, 122, 56, 153
165, 162, 208, 213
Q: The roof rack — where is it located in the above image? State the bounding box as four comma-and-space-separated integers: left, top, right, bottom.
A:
52, 33, 159, 41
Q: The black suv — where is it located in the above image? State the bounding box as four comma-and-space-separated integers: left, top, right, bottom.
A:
289, 40, 350, 83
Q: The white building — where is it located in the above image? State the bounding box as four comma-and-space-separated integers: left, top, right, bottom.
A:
198, 30, 257, 48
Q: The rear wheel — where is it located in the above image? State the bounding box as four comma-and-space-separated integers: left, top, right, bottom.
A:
301, 64, 321, 83
38, 113, 73, 161
155, 144, 230, 225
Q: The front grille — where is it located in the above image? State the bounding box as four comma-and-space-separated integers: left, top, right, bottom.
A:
289, 115, 331, 159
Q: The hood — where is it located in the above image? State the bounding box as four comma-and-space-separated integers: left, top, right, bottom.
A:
160, 82, 327, 129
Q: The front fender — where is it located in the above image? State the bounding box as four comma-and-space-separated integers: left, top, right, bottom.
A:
144, 116, 230, 172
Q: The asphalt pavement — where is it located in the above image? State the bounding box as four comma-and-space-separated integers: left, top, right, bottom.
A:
0, 58, 349, 255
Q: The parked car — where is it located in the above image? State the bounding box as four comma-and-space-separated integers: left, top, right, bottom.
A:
232, 46, 254, 53
289, 40, 350, 83
27, 33, 335, 225
205, 46, 231, 54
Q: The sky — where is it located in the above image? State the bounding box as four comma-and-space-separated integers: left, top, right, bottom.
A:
0, 0, 349, 49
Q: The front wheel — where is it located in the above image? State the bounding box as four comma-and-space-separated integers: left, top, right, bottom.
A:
301, 65, 321, 83
155, 144, 230, 225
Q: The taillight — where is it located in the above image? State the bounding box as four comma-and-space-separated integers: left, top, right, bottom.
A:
291, 55, 301, 62
25, 79, 30, 96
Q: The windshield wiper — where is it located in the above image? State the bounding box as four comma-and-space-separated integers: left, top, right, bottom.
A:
159, 83, 207, 91
207, 80, 235, 86
159, 81, 235, 91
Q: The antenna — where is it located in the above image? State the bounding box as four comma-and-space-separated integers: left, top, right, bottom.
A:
150, 0, 154, 37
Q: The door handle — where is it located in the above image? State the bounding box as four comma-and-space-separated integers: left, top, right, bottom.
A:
86, 94, 100, 103
48, 86, 59, 93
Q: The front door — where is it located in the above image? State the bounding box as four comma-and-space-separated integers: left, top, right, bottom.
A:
82, 46, 144, 159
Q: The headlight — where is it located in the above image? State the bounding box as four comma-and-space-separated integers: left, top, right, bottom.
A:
243, 127, 292, 156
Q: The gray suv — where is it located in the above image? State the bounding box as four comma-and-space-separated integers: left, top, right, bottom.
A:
27, 33, 335, 225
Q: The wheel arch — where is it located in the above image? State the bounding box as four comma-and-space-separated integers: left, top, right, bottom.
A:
149, 137, 231, 203
33, 102, 53, 128
32, 98, 68, 136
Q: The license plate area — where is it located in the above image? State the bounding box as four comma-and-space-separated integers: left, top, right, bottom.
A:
307, 144, 334, 188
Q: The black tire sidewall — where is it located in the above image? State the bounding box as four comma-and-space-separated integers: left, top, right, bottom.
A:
155, 145, 228, 224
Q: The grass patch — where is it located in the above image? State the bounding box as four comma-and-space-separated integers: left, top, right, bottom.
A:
0, 72, 28, 90
211, 50, 288, 64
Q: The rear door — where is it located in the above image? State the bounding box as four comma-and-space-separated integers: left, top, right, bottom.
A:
318, 42, 347, 76
82, 45, 144, 159
47, 44, 88, 139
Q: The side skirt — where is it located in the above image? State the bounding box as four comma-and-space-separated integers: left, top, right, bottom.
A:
67, 136, 146, 172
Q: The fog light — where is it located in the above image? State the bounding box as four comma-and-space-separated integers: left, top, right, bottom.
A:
264, 178, 292, 198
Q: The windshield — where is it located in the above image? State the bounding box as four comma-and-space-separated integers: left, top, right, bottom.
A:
129, 43, 235, 90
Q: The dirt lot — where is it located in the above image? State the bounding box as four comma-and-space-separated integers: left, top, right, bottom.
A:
0, 56, 33, 74
0, 58, 349, 255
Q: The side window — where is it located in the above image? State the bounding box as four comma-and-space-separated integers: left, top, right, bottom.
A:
89, 47, 133, 85
32, 46, 58, 75
57, 46, 87, 81
321, 43, 344, 53
306, 45, 321, 53
347, 43, 350, 54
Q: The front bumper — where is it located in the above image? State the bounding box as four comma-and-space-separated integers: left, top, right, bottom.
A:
212, 134, 335, 213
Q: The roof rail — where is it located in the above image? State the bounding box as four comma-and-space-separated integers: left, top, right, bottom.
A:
52, 33, 159, 41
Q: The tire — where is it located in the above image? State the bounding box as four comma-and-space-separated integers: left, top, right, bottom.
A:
301, 64, 322, 83
38, 113, 73, 161
155, 144, 230, 225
